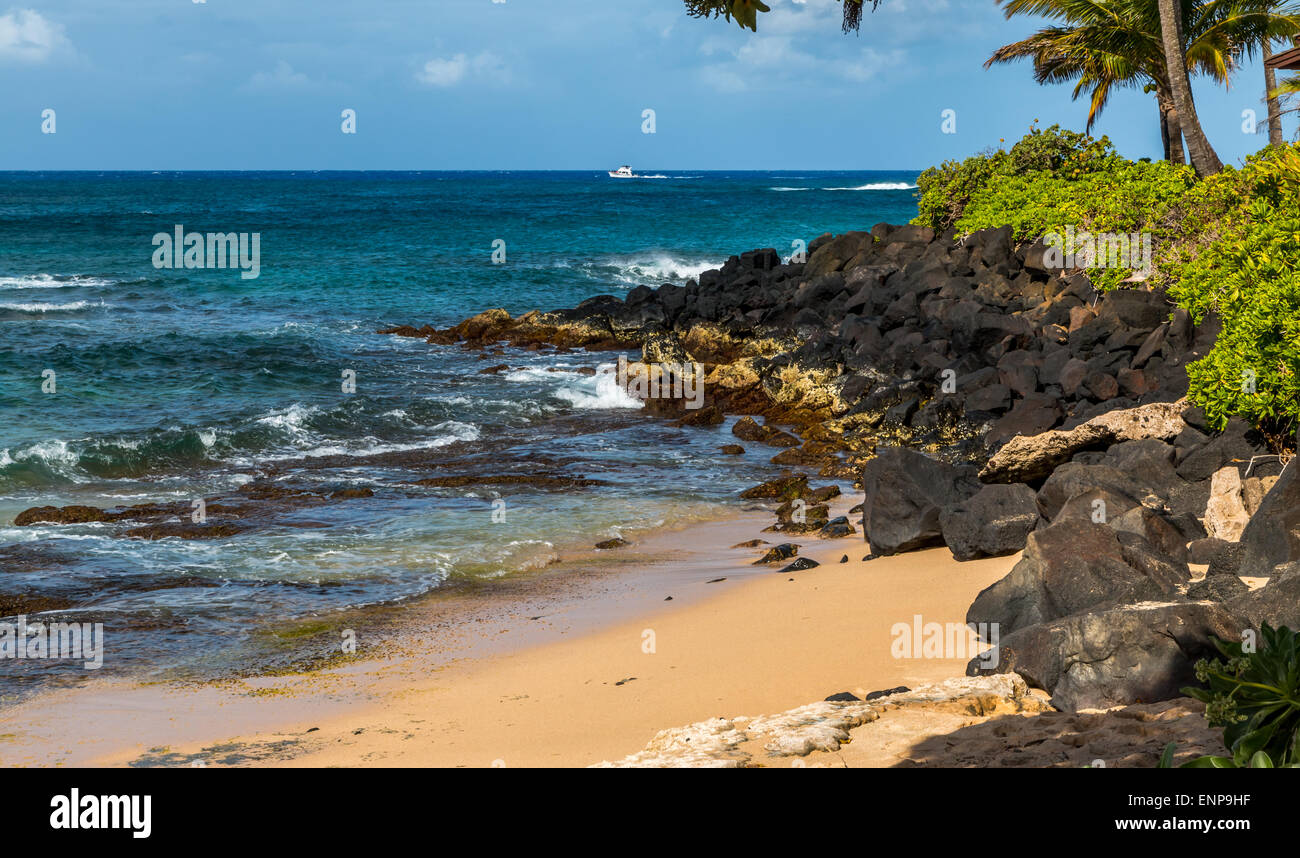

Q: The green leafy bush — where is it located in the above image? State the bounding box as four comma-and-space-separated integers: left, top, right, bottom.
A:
914, 123, 1191, 241
1159, 624, 1300, 768
914, 148, 1008, 235
1169, 148, 1300, 439
913, 125, 1299, 442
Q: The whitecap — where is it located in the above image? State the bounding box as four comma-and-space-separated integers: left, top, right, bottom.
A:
0, 274, 114, 290
0, 300, 105, 312
574, 253, 722, 287
821, 182, 918, 191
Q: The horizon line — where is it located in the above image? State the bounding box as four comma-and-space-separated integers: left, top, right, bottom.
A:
0, 168, 926, 174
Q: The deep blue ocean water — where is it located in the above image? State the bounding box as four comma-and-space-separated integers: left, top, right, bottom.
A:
0, 170, 919, 686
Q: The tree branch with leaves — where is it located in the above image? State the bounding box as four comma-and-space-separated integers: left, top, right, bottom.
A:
683, 0, 882, 33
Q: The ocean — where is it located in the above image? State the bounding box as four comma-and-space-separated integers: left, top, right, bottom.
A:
0, 170, 920, 691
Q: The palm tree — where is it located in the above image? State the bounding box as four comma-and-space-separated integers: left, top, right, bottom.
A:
1177, 1, 1300, 156
1240, 2, 1300, 147
1158, 0, 1222, 174
989, 0, 1193, 164
992, 1, 1299, 170
683, 0, 880, 32
1264, 38, 1286, 144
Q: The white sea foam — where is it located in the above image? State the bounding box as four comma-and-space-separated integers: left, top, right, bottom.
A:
0, 274, 114, 290
248, 404, 481, 458
502, 367, 580, 383
770, 183, 917, 192
0, 300, 105, 312
0, 439, 83, 480
822, 182, 917, 191
552, 363, 643, 410
501, 363, 642, 410
577, 254, 721, 286
299, 421, 480, 459
254, 403, 319, 439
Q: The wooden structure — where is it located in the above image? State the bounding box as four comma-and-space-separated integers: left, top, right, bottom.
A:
1265, 45, 1300, 70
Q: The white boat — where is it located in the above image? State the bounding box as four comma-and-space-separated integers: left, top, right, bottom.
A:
608, 165, 637, 178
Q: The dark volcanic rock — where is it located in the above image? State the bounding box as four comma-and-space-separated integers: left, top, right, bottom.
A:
819, 516, 856, 538
1236, 459, 1300, 578
1036, 463, 1149, 521
1188, 537, 1235, 566
731, 416, 800, 448
939, 483, 1040, 561
1187, 570, 1250, 602
1206, 543, 1248, 584
1050, 487, 1142, 526
754, 544, 800, 565
970, 601, 1245, 712
779, 558, 821, 573
330, 488, 375, 500
0, 593, 77, 616
1110, 506, 1190, 564
864, 685, 911, 701
123, 522, 246, 540
966, 519, 1188, 635
860, 447, 981, 556
1175, 418, 1266, 482
1230, 561, 1300, 628
14, 505, 112, 527
739, 475, 809, 501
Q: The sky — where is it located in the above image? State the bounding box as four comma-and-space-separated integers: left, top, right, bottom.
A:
0, 0, 1293, 170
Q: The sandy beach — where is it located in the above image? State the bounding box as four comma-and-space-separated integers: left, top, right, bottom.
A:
0, 494, 1019, 768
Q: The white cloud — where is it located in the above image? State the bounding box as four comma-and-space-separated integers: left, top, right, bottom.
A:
417, 54, 468, 87
696, 0, 904, 92
248, 60, 312, 90
416, 51, 509, 87
0, 8, 71, 63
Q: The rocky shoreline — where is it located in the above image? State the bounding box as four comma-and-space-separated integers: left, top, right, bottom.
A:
14, 220, 1297, 722
384, 222, 1298, 716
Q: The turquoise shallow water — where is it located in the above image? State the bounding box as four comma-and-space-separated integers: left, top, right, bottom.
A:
0, 170, 919, 687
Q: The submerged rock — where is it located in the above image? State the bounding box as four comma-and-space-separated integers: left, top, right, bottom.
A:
14, 505, 112, 526
124, 522, 246, 541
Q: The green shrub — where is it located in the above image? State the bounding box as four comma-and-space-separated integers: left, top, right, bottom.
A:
914, 149, 1008, 234
913, 125, 1299, 443
1169, 148, 1300, 438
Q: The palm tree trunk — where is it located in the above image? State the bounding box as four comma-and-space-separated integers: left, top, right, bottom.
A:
1161, 99, 1186, 165
1157, 0, 1223, 176
1159, 101, 1172, 162
1265, 38, 1285, 147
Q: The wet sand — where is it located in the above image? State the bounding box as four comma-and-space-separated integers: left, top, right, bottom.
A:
0, 495, 1017, 768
